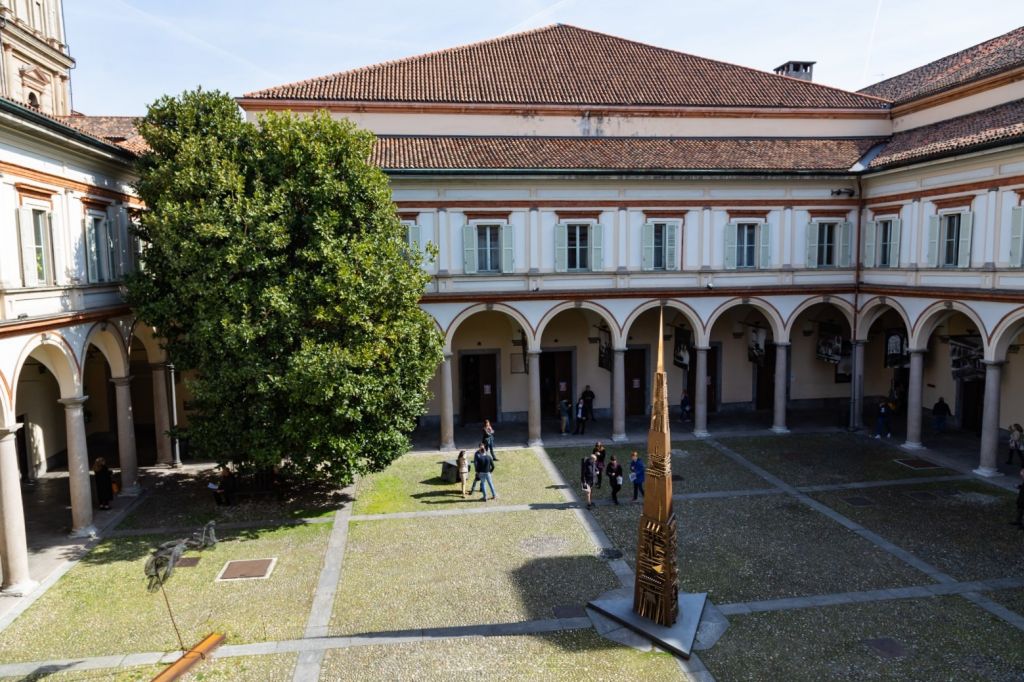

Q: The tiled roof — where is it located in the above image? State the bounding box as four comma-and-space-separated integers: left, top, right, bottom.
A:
870, 99, 1024, 168
859, 26, 1024, 105
371, 136, 884, 172
59, 115, 140, 142
0, 96, 135, 156
245, 24, 888, 110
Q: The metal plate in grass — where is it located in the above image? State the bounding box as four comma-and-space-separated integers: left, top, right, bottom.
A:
904, 490, 938, 502
176, 557, 200, 568
862, 637, 907, 659
216, 558, 277, 581
894, 458, 942, 470
841, 495, 876, 507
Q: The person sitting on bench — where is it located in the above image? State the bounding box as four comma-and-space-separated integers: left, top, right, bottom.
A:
212, 466, 238, 506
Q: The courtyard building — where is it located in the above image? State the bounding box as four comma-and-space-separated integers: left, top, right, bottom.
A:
238, 24, 1024, 477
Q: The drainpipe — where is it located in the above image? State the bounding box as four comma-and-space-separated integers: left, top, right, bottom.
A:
849, 175, 865, 430
0, 18, 7, 101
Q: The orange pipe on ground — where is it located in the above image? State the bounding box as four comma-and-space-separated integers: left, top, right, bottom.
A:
151, 632, 225, 682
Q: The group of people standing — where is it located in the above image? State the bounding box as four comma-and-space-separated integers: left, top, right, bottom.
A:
455, 419, 498, 501
558, 385, 596, 435
580, 441, 646, 508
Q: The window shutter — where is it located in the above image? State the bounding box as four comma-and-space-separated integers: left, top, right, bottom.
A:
863, 220, 876, 268
889, 218, 902, 267
17, 207, 37, 287
554, 223, 568, 272
589, 223, 604, 271
106, 208, 122, 278
838, 221, 852, 267
500, 224, 514, 273
805, 222, 819, 268
758, 222, 771, 269
406, 223, 420, 251
47, 211, 63, 284
665, 222, 679, 271
641, 223, 655, 271
723, 222, 737, 270
1010, 207, 1024, 267
84, 217, 97, 283
957, 212, 973, 269
925, 215, 940, 267
462, 224, 477, 274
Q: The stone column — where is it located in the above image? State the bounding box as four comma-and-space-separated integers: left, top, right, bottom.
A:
851, 341, 866, 430
151, 363, 173, 466
771, 343, 790, 433
693, 346, 709, 438
0, 425, 37, 595
439, 354, 455, 451
110, 376, 139, 495
975, 361, 1003, 477
903, 350, 925, 449
527, 351, 543, 447
60, 396, 95, 537
612, 348, 626, 442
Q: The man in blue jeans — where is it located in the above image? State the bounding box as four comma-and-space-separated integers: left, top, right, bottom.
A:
474, 444, 496, 501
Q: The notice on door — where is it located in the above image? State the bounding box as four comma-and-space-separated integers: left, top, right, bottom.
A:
632, 378, 641, 388
559, 381, 567, 391
483, 384, 492, 395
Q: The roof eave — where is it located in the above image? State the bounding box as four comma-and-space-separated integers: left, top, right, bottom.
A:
867, 136, 1024, 173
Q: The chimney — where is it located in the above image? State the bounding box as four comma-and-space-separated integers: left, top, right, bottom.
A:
774, 61, 815, 82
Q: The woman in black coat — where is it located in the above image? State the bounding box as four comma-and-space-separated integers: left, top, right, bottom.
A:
93, 457, 113, 510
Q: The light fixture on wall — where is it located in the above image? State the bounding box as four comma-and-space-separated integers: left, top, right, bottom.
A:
802, 321, 815, 337
830, 188, 855, 197
732, 322, 744, 339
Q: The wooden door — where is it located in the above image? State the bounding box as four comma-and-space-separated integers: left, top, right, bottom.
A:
755, 342, 776, 410
625, 348, 647, 415
460, 353, 498, 426
540, 351, 573, 419
15, 416, 28, 480
686, 346, 719, 413
960, 378, 984, 434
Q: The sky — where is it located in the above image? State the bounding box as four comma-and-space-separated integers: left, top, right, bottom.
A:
64, 0, 1024, 115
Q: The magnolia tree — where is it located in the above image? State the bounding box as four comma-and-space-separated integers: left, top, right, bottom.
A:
127, 89, 442, 485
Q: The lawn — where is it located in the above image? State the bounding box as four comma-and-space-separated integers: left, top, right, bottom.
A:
352, 448, 564, 515
0, 524, 331, 663
717, 433, 957, 486
1, 655, 296, 682
319, 630, 683, 681
330, 510, 618, 634
700, 596, 1024, 681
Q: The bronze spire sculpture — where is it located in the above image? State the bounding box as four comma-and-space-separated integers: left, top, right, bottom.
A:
632, 306, 680, 626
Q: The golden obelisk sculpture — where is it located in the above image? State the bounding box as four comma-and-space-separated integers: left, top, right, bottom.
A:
632, 306, 680, 626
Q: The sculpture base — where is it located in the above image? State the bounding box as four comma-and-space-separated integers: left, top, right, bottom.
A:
587, 592, 707, 658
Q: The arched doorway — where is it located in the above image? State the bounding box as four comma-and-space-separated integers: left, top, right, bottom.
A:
621, 303, 701, 421
787, 300, 855, 427
857, 300, 912, 439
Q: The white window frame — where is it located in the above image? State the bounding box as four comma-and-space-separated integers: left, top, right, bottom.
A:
940, 212, 961, 268
736, 222, 759, 269
475, 223, 502, 273
566, 222, 590, 272
865, 216, 902, 269
462, 220, 513, 275
641, 220, 681, 271
724, 220, 771, 270
17, 201, 55, 287
817, 222, 837, 267
84, 209, 113, 284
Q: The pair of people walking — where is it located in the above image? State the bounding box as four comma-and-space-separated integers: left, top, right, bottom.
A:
456, 441, 497, 501
579, 444, 643, 508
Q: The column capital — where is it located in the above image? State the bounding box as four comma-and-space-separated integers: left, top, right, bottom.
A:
612, 347, 627, 354
774, 342, 792, 348
527, 349, 543, 356
59, 396, 89, 408
110, 375, 133, 387
149, 362, 168, 371
0, 422, 23, 438
908, 348, 927, 355
983, 359, 1005, 368
443, 352, 453, 360
852, 339, 866, 346
694, 346, 711, 352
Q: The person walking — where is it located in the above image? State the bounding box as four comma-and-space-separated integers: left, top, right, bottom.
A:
606, 455, 624, 505
559, 398, 572, 435
474, 444, 496, 501
680, 389, 692, 423
581, 385, 596, 422
469, 442, 485, 495
630, 450, 645, 501
581, 451, 598, 509
482, 419, 497, 460
931, 397, 952, 433
1007, 424, 1024, 466
456, 450, 470, 498
874, 399, 892, 439
93, 457, 113, 510
573, 398, 588, 435
592, 441, 606, 489
1012, 467, 1024, 529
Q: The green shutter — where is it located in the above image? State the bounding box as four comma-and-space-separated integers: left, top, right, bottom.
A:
957, 212, 973, 269
641, 223, 655, 271
500, 224, 514, 273
863, 220, 876, 268
84, 216, 99, 283
723, 222, 737, 270
1010, 207, 1024, 267
554, 223, 568, 272
462, 224, 477, 274
838, 221, 852, 267
17, 207, 37, 287
590, 223, 604, 271
665, 222, 679, 271
889, 218, 901, 267
805, 222, 819, 268
406, 223, 420, 251
925, 215, 940, 267
758, 222, 771, 269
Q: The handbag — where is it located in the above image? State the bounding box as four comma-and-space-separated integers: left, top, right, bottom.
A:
628, 472, 636, 483
616, 475, 624, 486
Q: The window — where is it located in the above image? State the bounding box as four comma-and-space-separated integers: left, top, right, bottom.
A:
17, 206, 53, 287
737, 223, 757, 269
642, 221, 680, 271
462, 223, 513, 274
805, 220, 851, 269
85, 213, 114, 283
554, 222, 602, 273
476, 224, 501, 272
817, 222, 837, 267
878, 220, 893, 267
724, 221, 769, 270
926, 211, 972, 268
941, 213, 960, 267
567, 223, 589, 271
653, 223, 665, 269
864, 217, 901, 268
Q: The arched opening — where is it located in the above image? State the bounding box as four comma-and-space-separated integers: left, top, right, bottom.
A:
621, 304, 699, 421
859, 303, 912, 435
788, 302, 854, 425
992, 312, 1024, 473
915, 308, 988, 440
706, 301, 782, 428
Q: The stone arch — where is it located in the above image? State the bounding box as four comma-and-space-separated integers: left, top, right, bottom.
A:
0, 369, 12, 427
621, 299, 705, 347
855, 297, 912, 342
705, 297, 785, 342
444, 303, 536, 354
910, 300, 989, 354
784, 296, 856, 341
82, 322, 130, 379
535, 300, 623, 350
128, 320, 167, 363
988, 306, 1024, 361
12, 333, 81, 400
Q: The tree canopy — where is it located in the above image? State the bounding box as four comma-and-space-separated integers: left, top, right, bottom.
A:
127, 89, 442, 484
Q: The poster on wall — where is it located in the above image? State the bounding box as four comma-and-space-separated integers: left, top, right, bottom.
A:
816, 324, 845, 365
673, 327, 692, 369
884, 329, 910, 368
950, 336, 984, 381
597, 326, 613, 372
748, 327, 768, 365
835, 342, 853, 383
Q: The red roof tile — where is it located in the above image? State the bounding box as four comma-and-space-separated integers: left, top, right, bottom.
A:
371, 136, 883, 172
59, 115, 140, 142
245, 25, 887, 110
870, 99, 1024, 168
860, 26, 1024, 105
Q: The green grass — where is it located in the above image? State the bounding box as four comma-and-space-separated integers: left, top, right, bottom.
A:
319, 630, 683, 681
1, 666, 164, 681
700, 596, 1024, 681
352, 449, 563, 515
989, 587, 1024, 618
0, 655, 296, 682
0, 524, 331, 663
330, 510, 617, 634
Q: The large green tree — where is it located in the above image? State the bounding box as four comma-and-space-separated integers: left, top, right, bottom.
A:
127, 89, 442, 485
